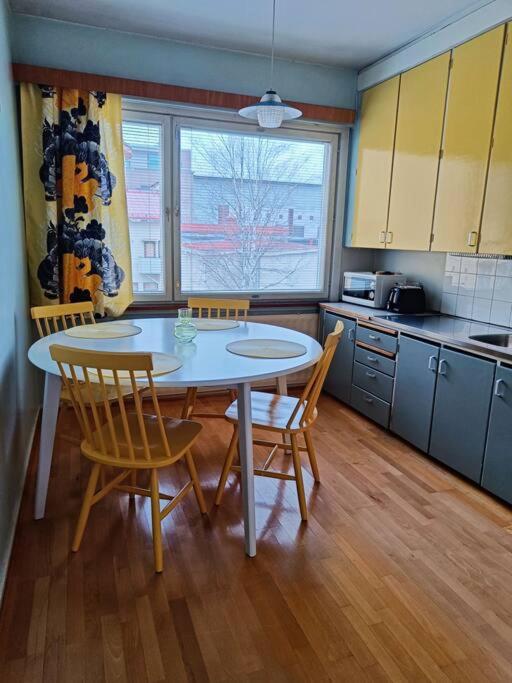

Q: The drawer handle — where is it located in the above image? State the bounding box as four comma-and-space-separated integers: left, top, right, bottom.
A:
363, 396, 374, 404
495, 378, 505, 398
368, 333, 380, 341
367, 355, 378, 363
366, 371, 377, 378
428, 355, 437, 372
438, 359, 447, 376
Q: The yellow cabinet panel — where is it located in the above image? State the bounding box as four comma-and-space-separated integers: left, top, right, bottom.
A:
480, 24, 512, 254
387, 53, 450, 251
432, 26, 505, 253
351, 76, 399, 248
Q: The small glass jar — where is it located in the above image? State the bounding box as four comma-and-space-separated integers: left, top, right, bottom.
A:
174, 307, 197, 343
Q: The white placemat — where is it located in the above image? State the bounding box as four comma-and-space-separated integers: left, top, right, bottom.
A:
64, 323, 142, 339
226, 339, 307, 359
194, 319, 240, 331
87, 352, 183, 379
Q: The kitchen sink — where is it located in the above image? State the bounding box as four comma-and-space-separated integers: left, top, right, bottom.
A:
469, 333, 512, 348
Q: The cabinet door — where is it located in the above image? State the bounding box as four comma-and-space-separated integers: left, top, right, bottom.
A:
480, 23, 512, 255
429, 348, 495, 482
390, 336, 439, 452
322, 312, 355, 403
351, 77, 400, 249
431, 26, 505, 253
481, 366, 512, 503
387, 53, 450, 251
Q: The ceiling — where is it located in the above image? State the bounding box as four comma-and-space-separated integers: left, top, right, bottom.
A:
10, 0, 495, 68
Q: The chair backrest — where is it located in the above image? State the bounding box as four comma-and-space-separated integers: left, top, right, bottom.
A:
31, 302, 96, 338
287, 320, 344, 430
188, 297, 250, 321
49, 345, 175, 463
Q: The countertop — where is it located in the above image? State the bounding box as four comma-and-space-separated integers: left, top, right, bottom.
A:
320, 302, 512, 363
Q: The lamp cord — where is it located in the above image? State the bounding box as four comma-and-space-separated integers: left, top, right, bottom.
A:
270, 0, 276, 90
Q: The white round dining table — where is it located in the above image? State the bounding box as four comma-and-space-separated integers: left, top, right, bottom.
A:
28, 317, 323, 556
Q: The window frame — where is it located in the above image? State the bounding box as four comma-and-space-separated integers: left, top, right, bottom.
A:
122, 99, 349, 303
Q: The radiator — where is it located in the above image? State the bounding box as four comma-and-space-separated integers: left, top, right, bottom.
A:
158, 312, 319, 397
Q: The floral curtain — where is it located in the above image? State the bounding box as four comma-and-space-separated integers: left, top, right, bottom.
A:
20, 84, 133, 316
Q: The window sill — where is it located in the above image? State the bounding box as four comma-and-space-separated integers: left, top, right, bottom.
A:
127, 299, 325, 313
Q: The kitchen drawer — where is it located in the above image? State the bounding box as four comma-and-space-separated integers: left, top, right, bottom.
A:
353, 362, 394, 403
350, 386, 391, 428
356, 325, 398, 355
354, 345, 396, 377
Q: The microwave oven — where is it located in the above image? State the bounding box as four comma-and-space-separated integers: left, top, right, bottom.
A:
342, 271, 406, 308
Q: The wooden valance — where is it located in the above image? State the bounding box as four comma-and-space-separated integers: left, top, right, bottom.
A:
12, 63, 355, 125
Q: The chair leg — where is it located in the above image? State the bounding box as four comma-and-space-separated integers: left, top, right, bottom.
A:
129, 470, 137, 499
184, 450, 207, 514
181, 387, 198, 419
72, 463, 101, 552
304, 430, 320, 483
291, 435, 308, 522
215, 426, 239, 506
150, 469, 163, 573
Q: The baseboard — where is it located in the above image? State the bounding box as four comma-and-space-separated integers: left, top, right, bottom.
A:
0, 406, 40, 605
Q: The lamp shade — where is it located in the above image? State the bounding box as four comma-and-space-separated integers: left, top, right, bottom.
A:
239, 90, 302, 129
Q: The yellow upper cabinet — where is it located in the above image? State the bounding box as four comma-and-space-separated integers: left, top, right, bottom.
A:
432, 26, 505, 253
480, 24, 512, 255
387, 53, 450, 251
350, 76, 399, 249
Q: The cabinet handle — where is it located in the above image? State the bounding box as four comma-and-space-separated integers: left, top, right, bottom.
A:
438, 358, 447, 375
467, 230, 478, 247
348, 328, 355, 341
368, 333, 380, 341
366, 371, 377, 378
428, 355, 438, 372
363, 396, 374, 404
386, 231, 393, 244
367, 355, 378, 363
379, 230, 386, 243
495, 378, 505, 398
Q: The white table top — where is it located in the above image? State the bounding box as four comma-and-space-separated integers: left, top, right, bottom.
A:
28, 318, 323, 387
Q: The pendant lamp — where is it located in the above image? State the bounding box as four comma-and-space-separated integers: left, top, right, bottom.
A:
239, 0, 302, 128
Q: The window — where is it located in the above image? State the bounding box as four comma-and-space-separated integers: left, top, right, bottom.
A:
144, 240, 160, 258
122, 106, 345, 300
123, 118, 165, 295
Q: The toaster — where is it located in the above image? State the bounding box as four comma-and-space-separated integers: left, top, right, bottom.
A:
386, 283, 426, 314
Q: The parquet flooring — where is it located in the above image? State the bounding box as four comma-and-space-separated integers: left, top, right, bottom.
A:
2, 393, 512, 682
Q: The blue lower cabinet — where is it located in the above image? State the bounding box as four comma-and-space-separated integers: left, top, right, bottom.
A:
390, 336, 439, 452
429, 348, 495, 483
481, 366, 512, 503
350, 386, 390, 428
322, 312, 356, 403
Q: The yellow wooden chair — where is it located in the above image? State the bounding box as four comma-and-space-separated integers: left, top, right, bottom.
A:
49, 344, 207, 572
31, 301, 97, 337
215, 320, 344, 521
181, 297, 250, 419
31, 302, 134, 408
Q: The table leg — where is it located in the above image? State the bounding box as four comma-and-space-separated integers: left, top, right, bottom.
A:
237, 382, 256, 557
35, 372, 61, 520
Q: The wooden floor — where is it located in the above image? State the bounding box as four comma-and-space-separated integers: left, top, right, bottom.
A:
2, 393, 512, 682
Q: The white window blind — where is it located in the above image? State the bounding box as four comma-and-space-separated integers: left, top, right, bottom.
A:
178, 127, 331, 295
123, 119, 165, 295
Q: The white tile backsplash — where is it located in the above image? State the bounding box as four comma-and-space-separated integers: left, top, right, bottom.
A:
441, 255, 512, 327
490, 300, 512, 326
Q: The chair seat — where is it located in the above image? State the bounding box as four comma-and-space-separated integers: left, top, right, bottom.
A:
225, 391, 316, 432
81, 412, 202, 467
61, 381, 134, 406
